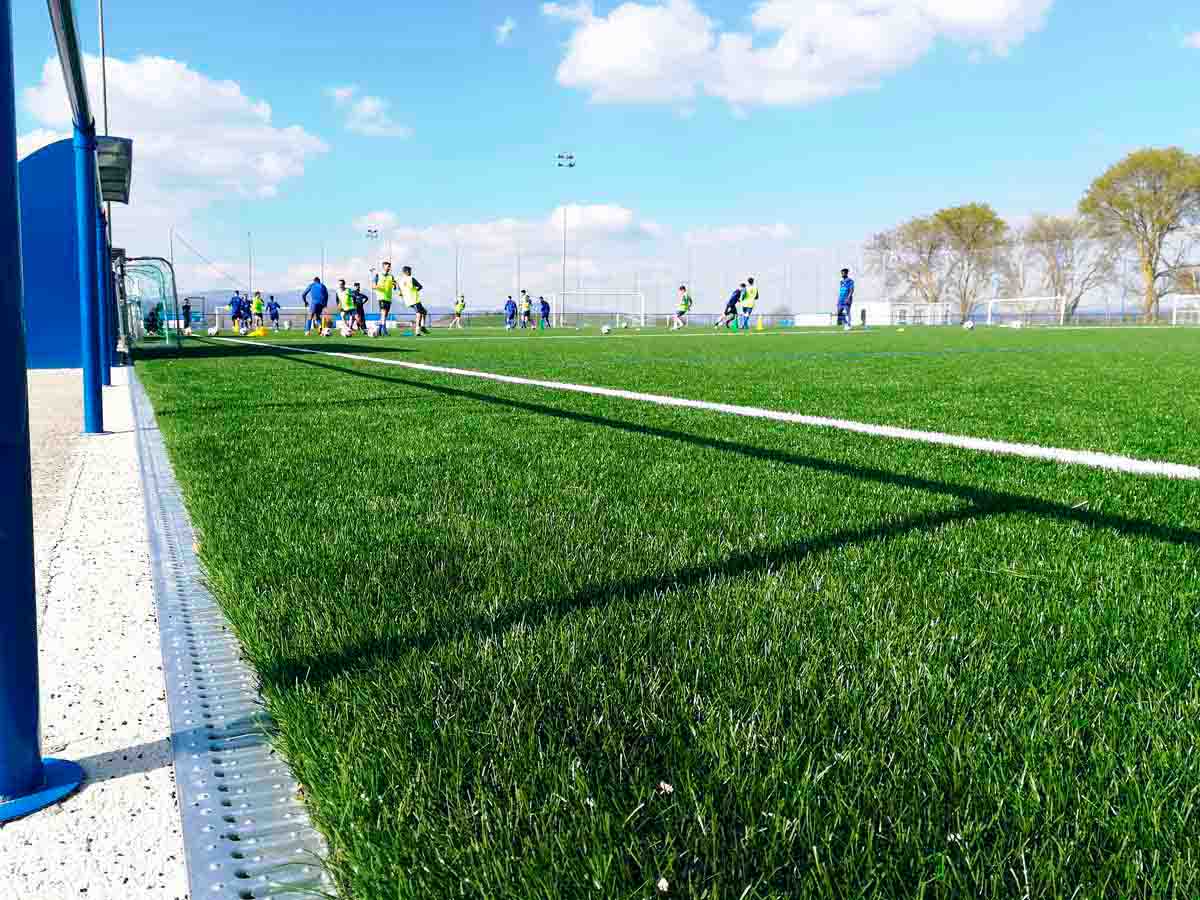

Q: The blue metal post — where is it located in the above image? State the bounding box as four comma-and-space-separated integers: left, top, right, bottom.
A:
0, 0, 83, 822
74, 121, 102, 431
95, 209, 110, 385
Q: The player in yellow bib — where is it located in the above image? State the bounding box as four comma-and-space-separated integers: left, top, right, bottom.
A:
670, 285, 692, 330
400, 265, 429, 335
740, 277, 759, 331
450, 295, 466, 329
251, 291, 265, 328
374, 261, 396, 336
336, 279, 356, 334
519, 290, 532, 329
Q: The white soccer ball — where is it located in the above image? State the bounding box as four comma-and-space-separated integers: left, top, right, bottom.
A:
367, 323, 380, 337
320, 327, 331, 337
207, 326, 219, 336
963, 320, 976, 331
601, 325, 612, 335
283, 320, 293, 331
619, 321, 629, 329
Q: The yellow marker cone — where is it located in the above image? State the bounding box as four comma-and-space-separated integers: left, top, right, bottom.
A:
755, 316, 764, 332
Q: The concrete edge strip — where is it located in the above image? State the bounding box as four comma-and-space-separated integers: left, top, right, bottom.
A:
130, 370, 335, 899
219, 338, 1200, 481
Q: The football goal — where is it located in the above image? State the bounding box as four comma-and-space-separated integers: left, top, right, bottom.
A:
553, 291, 646, 329
985, 296, 1066, 327
1172, 297, 1200, 325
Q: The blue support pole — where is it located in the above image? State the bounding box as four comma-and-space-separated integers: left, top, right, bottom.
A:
0, 0, 83, 823
74, 121, 102, 432
95, 209, 110, 385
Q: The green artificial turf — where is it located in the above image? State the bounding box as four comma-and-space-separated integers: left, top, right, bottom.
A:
136, 326, 1200, 899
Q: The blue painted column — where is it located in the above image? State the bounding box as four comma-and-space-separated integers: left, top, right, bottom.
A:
95, 210, 110, 385
0, 0, 83, 822
74, 121, 102, 431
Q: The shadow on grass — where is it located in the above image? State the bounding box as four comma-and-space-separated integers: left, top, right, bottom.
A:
260, 504, 989, 689
135, 337, 415, 362
271, 351, 1200, 549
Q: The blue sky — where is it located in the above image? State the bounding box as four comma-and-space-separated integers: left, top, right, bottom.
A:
12, 1, 1200, 310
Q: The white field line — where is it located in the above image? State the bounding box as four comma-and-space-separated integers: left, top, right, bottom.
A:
366, 327, 867, 342
218, 339, 1200, 480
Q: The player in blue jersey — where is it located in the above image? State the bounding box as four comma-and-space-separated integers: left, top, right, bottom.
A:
266, 295, 280, 329
504, 295, 517, 330
837, 268, 855, 330
301, 277, 329, 335
715, 284, 743, 329
539, 296, 552, 329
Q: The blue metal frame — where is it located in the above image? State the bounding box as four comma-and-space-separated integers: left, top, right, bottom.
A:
95, 207, 110, 386
0, 0, 83, 821
75, 122, 102, 431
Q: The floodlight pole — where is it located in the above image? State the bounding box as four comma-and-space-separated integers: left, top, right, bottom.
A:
556, 152, 575, 302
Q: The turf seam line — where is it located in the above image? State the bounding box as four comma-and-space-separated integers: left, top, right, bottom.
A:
217, 338, 1200, 480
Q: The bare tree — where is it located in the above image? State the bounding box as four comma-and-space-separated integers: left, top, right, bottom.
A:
935, 203, 1008, 322
997, 225, 1036, 298
866, 216, 947, 306
1024, 215, 1118, 321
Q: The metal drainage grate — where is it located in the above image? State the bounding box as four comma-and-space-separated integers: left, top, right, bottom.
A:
132, 372, 334, 899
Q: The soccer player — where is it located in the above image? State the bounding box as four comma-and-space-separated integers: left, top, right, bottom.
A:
266, 295, 280, 329
504, 295, 517, 330
301, 277, 329, 335
181, 299, 192, 335
228, 291, 242, 331
740, 277, 759, 331
716, 283, 743, 329
401, 265, 428, 334
519, 290, 532, 329
837, 268, 855, 330
251, 291, 265, 328
671, 285, 692, 330
352, 282, 369, 331
539, 296, 551, 329
373, 262, 397, 336
336, 279, 356, 333
451, 294, 466, 329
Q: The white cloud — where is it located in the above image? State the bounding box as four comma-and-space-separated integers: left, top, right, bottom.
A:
496, 16, 517, 44
327, 85, 412, 138
1184, 32, 1200, 49
544, 0, 1055, 108
684, 223, 794, 244
19, 54, 327, 259
353, 210, 401, 233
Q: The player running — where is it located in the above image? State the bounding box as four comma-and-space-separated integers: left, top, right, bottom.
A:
539, 296, 551, 329
837, 268, 855, 330
227, 291, 243, 332
251, 291, 265, 328
671, 285, 692, 330
715, 283, 743, 329
450, 295, 466, 329
504, 295, 517, 330
740, 277, 758, 331
266, 295, 280, 329
301, 277, 329, 335
400, 265, 428, 335
374, 261, 396, 336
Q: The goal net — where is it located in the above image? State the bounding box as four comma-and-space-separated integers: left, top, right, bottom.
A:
985, 296, 1065, 327
1172, 297, 1200, 325
553, 291, 646, 329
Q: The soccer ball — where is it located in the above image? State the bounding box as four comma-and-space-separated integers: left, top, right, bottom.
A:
320, 327, 332, 337
963, 320, 976, 331
283, 320, 293, 331
619, 321, 629, 329
207, 326, 219, 336
601, 325, 612, 335
367, 323, 380, 337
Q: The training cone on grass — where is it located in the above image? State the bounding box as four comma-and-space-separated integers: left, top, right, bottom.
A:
248, 327, 269, 337
755, 318, 764, 331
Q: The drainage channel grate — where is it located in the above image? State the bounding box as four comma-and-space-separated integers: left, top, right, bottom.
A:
132, 372, 335, 899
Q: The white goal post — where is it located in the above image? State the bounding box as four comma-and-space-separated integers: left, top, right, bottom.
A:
1171, 296, 1200, 325
552, 291, 646, 328
985, 296, 1067, 327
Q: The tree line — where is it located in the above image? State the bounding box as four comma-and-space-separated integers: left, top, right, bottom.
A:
867, 148, 1200, 321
